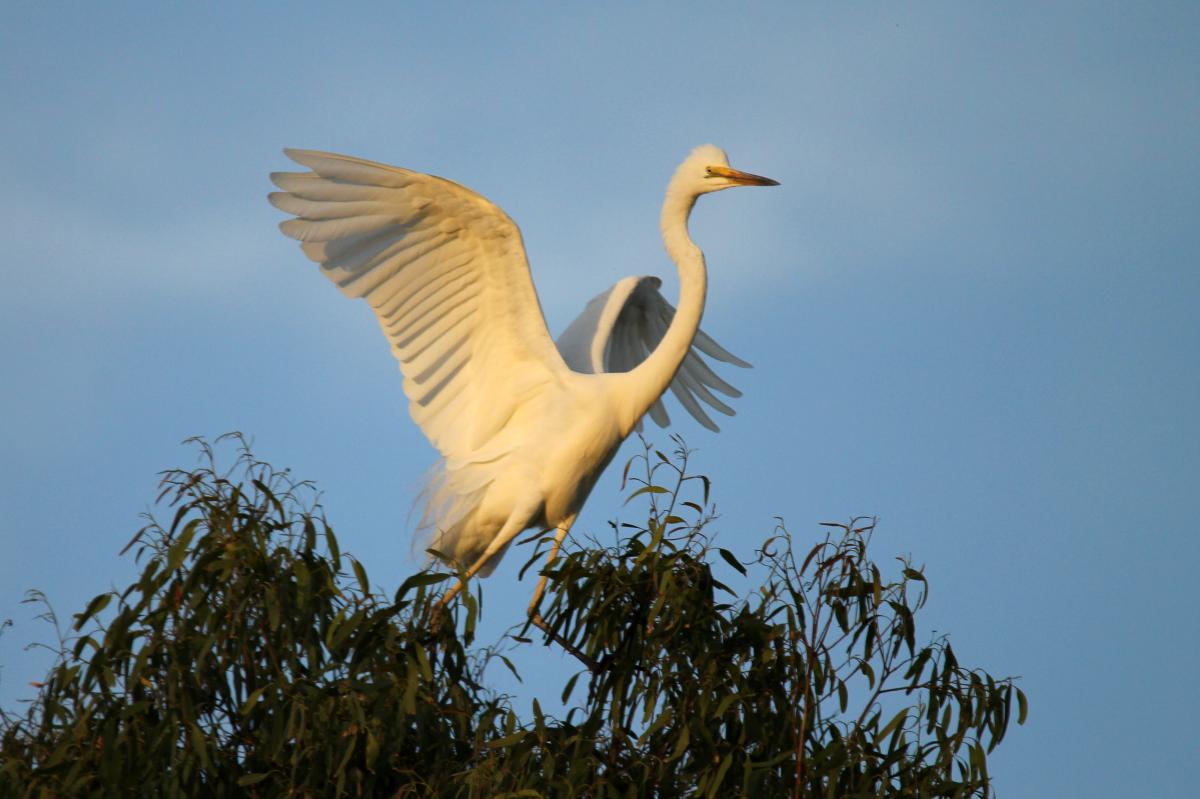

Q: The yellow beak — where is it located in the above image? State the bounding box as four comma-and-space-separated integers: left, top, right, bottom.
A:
707, 165, 780, 186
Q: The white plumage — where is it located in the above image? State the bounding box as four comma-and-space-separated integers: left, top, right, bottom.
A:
269, 146, 777, 607
555, 275, 751, 432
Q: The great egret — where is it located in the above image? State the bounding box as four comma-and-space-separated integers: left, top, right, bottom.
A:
268, 145, 778, 618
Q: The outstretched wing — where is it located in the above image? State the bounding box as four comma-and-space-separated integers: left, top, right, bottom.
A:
556, 275, 750, 432
269, 149, 568, 459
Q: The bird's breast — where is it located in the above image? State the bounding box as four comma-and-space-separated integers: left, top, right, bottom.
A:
535, 378, 626, 524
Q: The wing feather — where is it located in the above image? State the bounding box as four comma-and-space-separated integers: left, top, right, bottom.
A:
693, 327, 752, 367
670, 381, 719, 432
554, 275, 750, 431
677, 361, 735, 416
646, 398, 671, 428
681, 350, 743, 398
270, 148, 566, 458
376, 259, 473, 321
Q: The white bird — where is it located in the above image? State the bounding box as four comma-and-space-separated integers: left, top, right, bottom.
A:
269, 145, 777, 616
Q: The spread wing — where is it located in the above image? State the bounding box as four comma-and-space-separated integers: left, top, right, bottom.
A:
269, 149, 568, 459
556, 275, 751, 432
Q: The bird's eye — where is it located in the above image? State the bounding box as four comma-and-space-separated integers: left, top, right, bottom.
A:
704, 167, 716, 178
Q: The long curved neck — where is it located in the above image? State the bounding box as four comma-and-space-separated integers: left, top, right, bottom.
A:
617, 185, 707, 433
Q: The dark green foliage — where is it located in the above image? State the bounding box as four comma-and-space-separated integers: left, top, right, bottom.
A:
0, 436, 1024, 797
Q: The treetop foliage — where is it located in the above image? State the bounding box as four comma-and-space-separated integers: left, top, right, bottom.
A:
0, 435, 1024, 797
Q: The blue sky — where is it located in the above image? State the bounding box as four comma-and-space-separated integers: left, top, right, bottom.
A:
1, 2, 1197, 794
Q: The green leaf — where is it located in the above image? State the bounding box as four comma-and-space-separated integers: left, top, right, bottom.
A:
488, 730, 527, 749
73, 593, 112, 630
670, 725, 690, 761
969, 741, 986, 776
189, 722, 210, 769
532, 697, 545, 732
858, 659, 876, 689
237, 773, 270, 786
335, 734, 356, 777
302, 516, 317, 552
265, 588, 281, 631
166, 518, 200, 572
352, 559, 370, 595
402, 657, 419, 715
498, 654, 522, 684
292, 559, 311, 601
715, 692, 743, 717
365, 731, 380, 768
623, 485, 670, 505
325, 525, 341, 565
640, 708, 674, 740
396, 571, 450, 599
240, 685, 268, 715
560, 672, 579, 704
706, 753, 734, 798
1016, 687, 1029, 724
879, 708, 909, 740
717, 548, 747, 576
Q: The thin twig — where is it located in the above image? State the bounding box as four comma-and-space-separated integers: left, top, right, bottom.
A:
529, 614, 599, 672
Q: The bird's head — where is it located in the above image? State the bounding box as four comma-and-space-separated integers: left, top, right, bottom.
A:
672, 144, 780, 197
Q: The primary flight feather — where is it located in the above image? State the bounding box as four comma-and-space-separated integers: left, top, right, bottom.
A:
269, 145, 778, 612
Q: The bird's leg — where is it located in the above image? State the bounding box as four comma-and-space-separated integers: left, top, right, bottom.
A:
430, 556, 485, 634
437, 501, 542, 612
526, 522, 570, 619
436, 565, 476, 609
436, 546, 505, 612
525, 516, 599, 671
